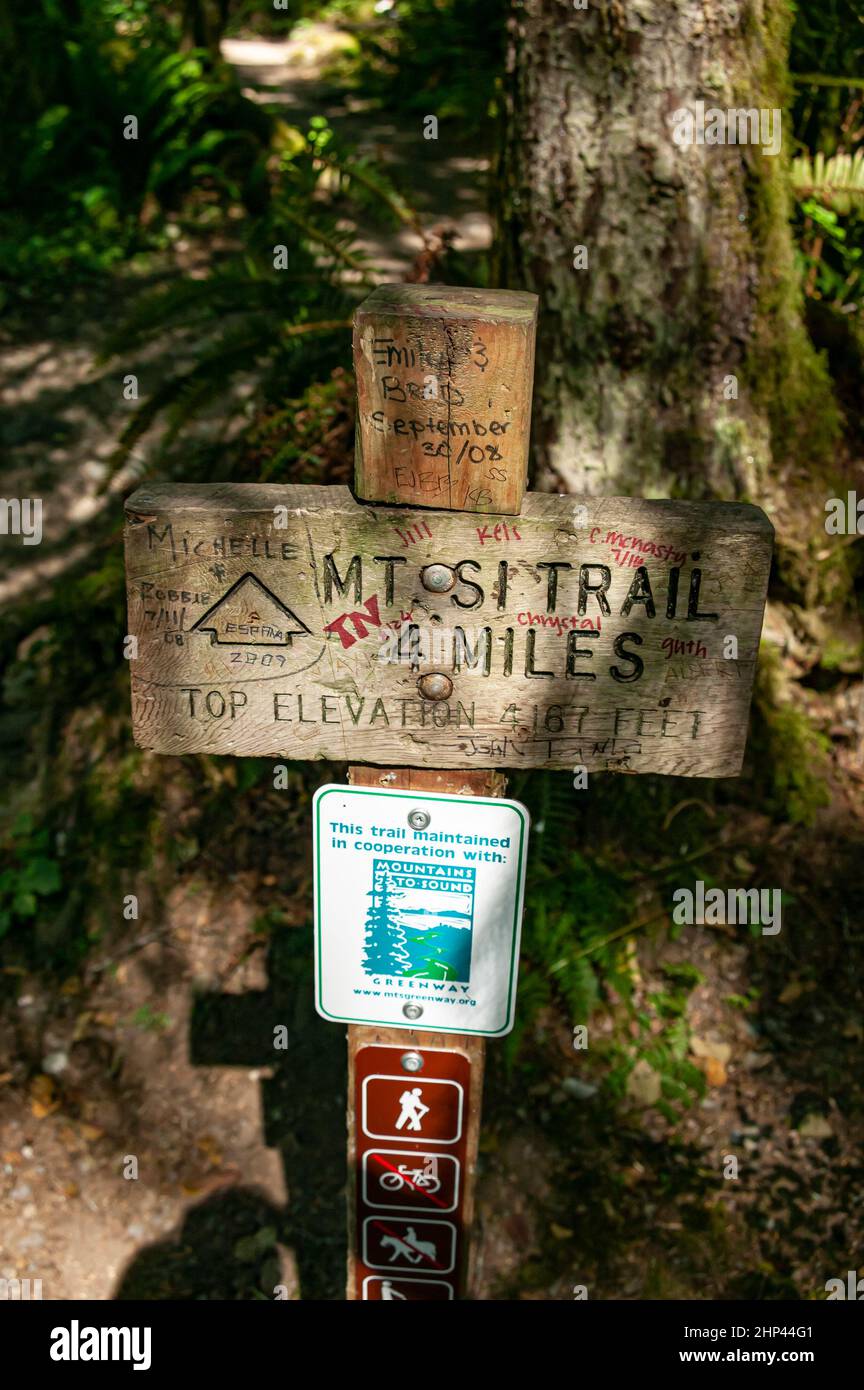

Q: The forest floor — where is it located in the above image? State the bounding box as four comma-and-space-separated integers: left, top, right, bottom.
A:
2, 27, 864, 1302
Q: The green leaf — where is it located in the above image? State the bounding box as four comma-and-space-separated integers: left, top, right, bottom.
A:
23, 857, 62, 895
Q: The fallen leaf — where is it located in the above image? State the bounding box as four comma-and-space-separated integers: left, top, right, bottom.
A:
550, 1223, 573, 1239
30, 1074, 59, 1119
626, 1059, 661, 1106
73, 1011, 93, 1042
690, 1035, 732, 1065
561, 1077, 598, 1100
778, 980, 816, 1006
196, 1134, 223, 1169
183, 1169, 239, 1200
742, 1051, 772, 1071
798, 1113, 833, 1139
704, 1056, 728, 1086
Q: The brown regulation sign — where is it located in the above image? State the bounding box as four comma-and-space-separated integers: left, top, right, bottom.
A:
124, 482, 772, 776
351, 1043, 473, 1300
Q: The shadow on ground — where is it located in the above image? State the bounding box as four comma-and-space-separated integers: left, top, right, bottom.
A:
115, 930, 347, 1300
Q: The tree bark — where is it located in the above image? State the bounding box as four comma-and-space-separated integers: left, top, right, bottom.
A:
497, 0, 837, 500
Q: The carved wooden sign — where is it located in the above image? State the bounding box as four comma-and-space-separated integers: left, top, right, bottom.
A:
124, 482, 772, 776
353, 284, 538, 516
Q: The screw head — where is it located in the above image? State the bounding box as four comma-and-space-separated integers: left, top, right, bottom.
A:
417, 672, 453, 701
403, 1003, 423, 1021
408, 809, 431, 830
400, 1050, 424, 1073
421, 564, 456, 593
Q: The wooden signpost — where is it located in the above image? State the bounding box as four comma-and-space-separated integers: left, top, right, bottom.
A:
123, 283, 774, 1301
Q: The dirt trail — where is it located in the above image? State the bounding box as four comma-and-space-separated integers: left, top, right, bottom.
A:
0, 23, 492, 1302
0, 25, 491, 609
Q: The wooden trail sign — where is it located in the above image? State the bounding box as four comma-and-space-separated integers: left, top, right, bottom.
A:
124, 484, 772, 776
121, 281, 774, 1303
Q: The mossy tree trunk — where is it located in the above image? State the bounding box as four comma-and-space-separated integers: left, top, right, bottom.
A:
497, 0, 837, 500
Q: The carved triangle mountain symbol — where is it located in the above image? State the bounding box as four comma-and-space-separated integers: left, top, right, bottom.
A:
191, 572, 312, 647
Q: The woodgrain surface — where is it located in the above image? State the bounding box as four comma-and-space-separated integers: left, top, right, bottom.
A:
353, 284, 538, 515
124, 482, 773, 776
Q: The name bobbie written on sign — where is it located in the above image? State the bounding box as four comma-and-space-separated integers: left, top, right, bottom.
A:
123, 484, 772, 775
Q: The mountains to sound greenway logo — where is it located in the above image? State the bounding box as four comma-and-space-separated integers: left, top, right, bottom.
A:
362, 860, 475, 982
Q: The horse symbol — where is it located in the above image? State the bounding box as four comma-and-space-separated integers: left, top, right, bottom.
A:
380, 1227, 436, 1265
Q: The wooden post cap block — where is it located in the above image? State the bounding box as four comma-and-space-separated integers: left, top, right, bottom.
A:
353, 284, 538, 515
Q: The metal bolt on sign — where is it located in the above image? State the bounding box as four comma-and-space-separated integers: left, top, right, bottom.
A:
421, 564, 456, 593
416, 672, 452, 701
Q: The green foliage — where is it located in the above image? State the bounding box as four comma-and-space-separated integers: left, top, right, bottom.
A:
0, 548, 158, 970
790, 1, 864, 152
750, 646, 832, 824
0, 1, 271, 293
98, 117, 419, 476
522, 850, 634, 1021
789, 5, 864, 326
0, 815, 63, 941
590, 975, 706, 1121
335, 0, 505, 131
794, 150, 864, 212
245, 369, 354, 483
494, 771, 720, 1111
796, 196, 864, 307
130, 1004, 172, 1032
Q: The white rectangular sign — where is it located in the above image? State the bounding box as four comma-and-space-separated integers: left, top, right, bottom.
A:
313, 785, 529, 1036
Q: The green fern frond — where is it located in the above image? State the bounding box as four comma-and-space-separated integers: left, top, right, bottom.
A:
531, 772, 577, 869
315, 150, 421, 232
106, 323, 270, 475
792, 149, 864, 212
99, 274, 285, 359
278, 209, 375, 278
103, 314, 350, 482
